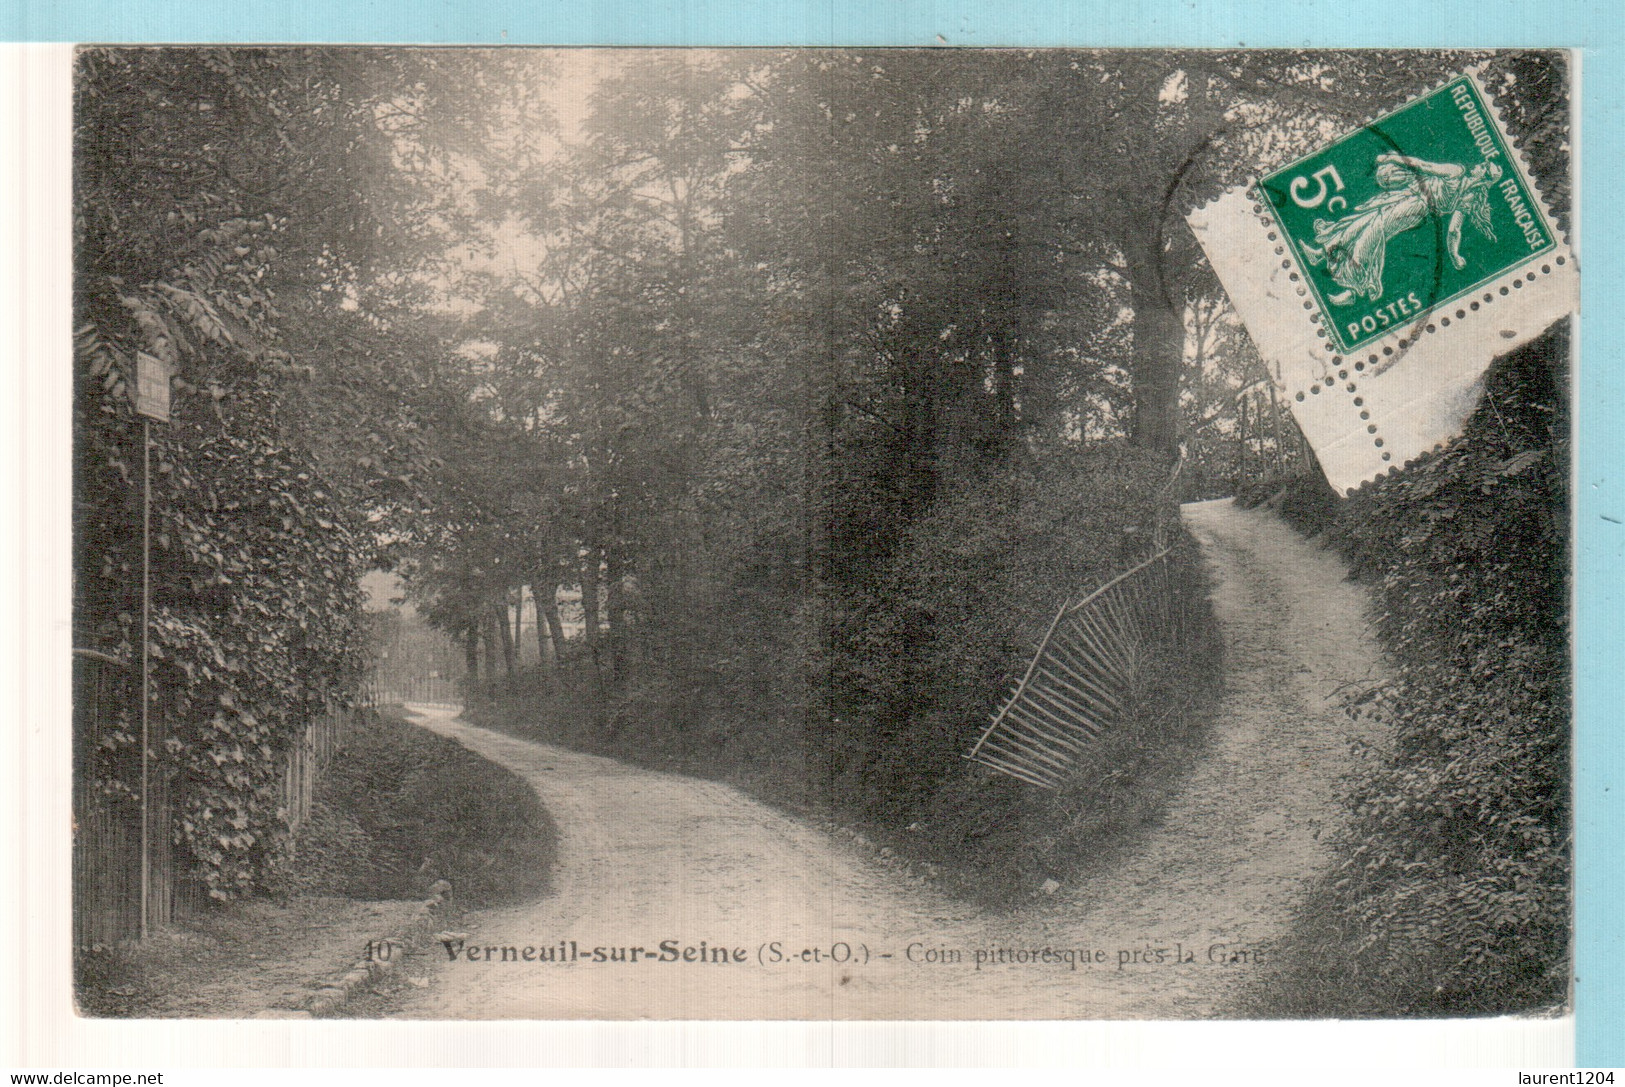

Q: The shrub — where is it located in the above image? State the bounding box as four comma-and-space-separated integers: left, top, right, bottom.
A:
825, 444, 1173, 822
1247, 327, 1570, 1017
280, 708, 557, 907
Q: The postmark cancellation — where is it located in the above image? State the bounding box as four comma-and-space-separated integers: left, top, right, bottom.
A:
1190, 70, 1577, 495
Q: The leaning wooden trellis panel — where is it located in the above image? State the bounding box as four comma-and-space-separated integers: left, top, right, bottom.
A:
966, 547, 1191, 789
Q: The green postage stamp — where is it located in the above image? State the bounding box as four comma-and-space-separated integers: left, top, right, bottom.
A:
1189, 69, 1577, 495
1259, 75, 1557, 356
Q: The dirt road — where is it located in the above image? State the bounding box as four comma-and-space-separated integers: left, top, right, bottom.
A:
387, 499, 1389, 1020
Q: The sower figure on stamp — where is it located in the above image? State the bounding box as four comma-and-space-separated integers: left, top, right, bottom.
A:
1301, 153, 1503, 305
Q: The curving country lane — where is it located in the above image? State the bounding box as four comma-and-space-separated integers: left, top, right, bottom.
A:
385, 499, 1389, 1020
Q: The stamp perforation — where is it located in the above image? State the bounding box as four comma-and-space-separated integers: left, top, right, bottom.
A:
1258, 77, 1567, 370
1188, 61, 1576, 495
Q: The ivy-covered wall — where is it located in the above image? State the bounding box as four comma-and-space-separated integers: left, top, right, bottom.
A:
74, 53, 376, 900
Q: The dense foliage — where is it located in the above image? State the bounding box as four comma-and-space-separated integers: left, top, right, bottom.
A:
72, 49, 510, 896
1237, 54, 1572, 1015
75, 47, 1566, 926
74, 53, 374, 897
417, 52, 1481, 864
1251, 331, 1570, 1016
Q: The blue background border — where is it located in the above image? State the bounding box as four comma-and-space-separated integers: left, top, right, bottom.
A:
9, 0, 1619, 1066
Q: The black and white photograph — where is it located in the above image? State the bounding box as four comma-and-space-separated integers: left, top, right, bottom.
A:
68, 47, 1575, 1022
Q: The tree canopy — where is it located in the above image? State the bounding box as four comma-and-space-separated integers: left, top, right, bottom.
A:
76, 45, 1500, 894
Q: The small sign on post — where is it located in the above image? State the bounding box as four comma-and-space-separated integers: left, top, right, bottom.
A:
133, 351, 172, 423
130, 348, 171, 937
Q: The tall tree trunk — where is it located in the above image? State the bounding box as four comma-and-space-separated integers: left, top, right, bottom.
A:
580, 547, 602, 677
541, 585, 566, 667
1123, 205, 1186, 460
604, 546, 627, 684
525, 583, 544, 666
496, 596, 517, 689
797, 232, 843, 796
463, 627, 480, 692
900, 340, 939, 517
513, 586, 526, 664
983, 232, 1020, 456
484, 606, 502, 685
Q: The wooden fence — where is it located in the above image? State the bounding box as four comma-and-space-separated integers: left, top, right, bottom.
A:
966, 546, 1202, 789
73, 649, 375, 948
358, 671, 461, 708
278, 702, 362, 836
71, 648, 179, 948
1235, 378, 1313, 486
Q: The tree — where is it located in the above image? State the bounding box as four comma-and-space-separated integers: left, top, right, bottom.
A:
71, 47, 557, 895
1008, 52, 1479, 457
74, 49, 386, 895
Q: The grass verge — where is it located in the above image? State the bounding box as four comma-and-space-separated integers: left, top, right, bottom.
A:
276, 706, 558, 907
76, 707, 558, 1016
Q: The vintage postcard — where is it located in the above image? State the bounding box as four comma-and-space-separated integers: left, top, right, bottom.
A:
64, 46, 1574, 1026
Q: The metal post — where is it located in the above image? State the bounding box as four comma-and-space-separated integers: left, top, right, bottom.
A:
139, 418, 151, 940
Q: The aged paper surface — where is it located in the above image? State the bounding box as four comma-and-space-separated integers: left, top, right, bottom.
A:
42, 44, 1574, 1051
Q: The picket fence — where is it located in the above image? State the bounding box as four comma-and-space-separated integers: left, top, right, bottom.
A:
72, 650, 374, 949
